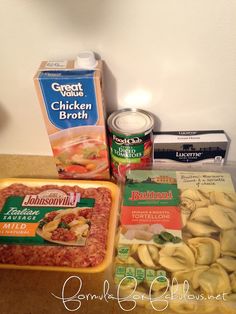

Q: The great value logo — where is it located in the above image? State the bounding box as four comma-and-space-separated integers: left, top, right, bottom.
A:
51, 82, 84, 97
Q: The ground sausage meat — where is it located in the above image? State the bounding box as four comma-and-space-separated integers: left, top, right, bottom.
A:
0, 184, 112, 268
51, 228, 77, 242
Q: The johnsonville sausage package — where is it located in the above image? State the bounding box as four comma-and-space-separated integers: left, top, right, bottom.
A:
114, 169, 236, 313
34, 51, 110, 180
0, 178, 119, 272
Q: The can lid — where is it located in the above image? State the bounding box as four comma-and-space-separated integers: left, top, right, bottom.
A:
108, 109, 154, 135
75, 51, 98, 69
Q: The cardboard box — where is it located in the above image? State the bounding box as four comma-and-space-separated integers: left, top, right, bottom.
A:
153, 130, 229, 166
34, 58, 110, 179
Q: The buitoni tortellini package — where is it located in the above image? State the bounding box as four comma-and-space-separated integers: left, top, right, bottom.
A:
114, 169, 236, 313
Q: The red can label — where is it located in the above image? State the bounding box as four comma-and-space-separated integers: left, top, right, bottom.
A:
109, 131, 153, 181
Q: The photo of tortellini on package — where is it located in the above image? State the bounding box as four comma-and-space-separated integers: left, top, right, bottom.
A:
115, 171, 236, 314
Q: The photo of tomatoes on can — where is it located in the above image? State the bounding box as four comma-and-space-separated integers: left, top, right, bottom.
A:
107, 109, 154, 181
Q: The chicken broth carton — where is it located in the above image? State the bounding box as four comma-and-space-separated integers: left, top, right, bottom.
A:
34, 52, 110, 179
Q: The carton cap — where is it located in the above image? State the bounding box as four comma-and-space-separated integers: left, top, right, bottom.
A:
75, 51, 98, 69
